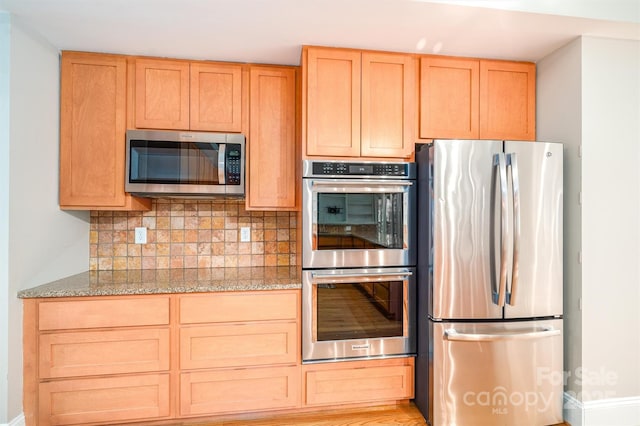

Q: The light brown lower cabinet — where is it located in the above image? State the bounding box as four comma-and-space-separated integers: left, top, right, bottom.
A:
180, 366, 300, 416
24, 291, 414, 426
303, 357, 414, 406
38, 374, 170, 426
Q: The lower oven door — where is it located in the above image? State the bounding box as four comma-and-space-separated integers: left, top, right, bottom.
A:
302, 267, 416, 363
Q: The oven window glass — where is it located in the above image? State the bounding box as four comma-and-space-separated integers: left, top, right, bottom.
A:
316, 193, 403, 250
316, 280, 404, 341
129, 140, 221, 184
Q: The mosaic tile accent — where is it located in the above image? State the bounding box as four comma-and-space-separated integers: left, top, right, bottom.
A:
90, 199, 298, 271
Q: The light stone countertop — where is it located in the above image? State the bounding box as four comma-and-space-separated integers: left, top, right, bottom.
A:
17, 266, 302, 298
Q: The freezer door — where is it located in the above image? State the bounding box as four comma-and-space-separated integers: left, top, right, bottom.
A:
431, 139, 504, 319
503, 141, 563, 318
430, 320, 563, 426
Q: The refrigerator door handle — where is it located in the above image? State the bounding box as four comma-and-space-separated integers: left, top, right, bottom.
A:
444, 327, 560, 342
507, 153, 521, 306
493, 153, 508, 307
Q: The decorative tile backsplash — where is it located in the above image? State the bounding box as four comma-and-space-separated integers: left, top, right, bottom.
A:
90, 199, 298, 270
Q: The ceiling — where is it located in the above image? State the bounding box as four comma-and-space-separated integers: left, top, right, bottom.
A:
1, 0, 639, 65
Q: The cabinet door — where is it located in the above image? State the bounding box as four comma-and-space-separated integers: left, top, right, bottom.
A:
305, 47, 361, 157
420, 56, 479, 139
190, 63, 243, 131
39, 374, 170, 425
180, 322, 297, 369
59, 52, 150, 210
39, 328, 170, 378
247, 66, 297, 210
361, 53, 415, 158
479, 60, 536, 140
303, 358, 414, 406
135, 59, 190, 129
179, 291, 299, 324
180, 366, 300, 416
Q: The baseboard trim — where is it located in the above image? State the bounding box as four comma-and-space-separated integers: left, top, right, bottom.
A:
564, 392, 640, 426
3, 413, 25, 426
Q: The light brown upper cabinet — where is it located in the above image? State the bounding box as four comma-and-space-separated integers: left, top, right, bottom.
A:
420, 56, 479, 139
135, 59, 243, 132
247, 66, 298, 211
420, 56, 535, 141
59, 51, 150, 210
479, 60, 536, 140
303, 47, 415, 159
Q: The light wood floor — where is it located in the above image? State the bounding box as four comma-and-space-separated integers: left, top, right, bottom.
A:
164, 403, 571, 426
167, 403, 427, 425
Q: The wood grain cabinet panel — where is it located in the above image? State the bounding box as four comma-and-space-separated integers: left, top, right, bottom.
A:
39, 374, 170, 425
38, 297, 170, 331
419, 56, 535, 141
179, 291, 298, 324
303, 358, 414, 406
59, 52, 150, 210
180, 366, 300, 416
135, 59, 190, 129
420, 56, 480, 139
361, 52, 415, 158
303, 46, 415, 159
39, 329, 170, 378
304, 47, 361, 157
479, 60, 536, 140
247, 66, 297, 210
190, 62, 243, 131
180, 322, 297, 370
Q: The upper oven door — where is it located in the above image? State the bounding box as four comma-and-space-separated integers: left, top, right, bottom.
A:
303, 178, 416, 268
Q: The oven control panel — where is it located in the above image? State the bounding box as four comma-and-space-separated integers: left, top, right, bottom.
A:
309, 161, 414, 178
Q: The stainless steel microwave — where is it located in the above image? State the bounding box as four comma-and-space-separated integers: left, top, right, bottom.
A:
125, 129, 245, 197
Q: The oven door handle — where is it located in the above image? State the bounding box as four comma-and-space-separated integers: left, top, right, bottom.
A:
311, 180, 413, 192
311, 270, 413, 283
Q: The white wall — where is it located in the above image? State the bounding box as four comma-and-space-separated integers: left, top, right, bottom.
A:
1, 15, 90, 423
537, 35, 640, 425
536, 36, 583, 398
580, 36, 640, 402
0, 11, 11, 426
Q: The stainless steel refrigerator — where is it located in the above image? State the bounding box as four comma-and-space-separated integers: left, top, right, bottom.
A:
415, 140, 564, 426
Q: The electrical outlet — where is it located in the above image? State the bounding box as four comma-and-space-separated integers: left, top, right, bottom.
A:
240, 227, 251, 242
134, 227, 147, 244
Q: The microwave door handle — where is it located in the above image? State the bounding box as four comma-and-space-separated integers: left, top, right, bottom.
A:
217, 144, 226, 184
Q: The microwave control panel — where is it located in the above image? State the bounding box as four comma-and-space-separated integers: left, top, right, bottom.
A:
226, 144, 242, 185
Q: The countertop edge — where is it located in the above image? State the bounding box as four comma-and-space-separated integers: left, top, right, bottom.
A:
17, 268, 303, 299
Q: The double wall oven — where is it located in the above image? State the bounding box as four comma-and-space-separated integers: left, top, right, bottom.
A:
302, 160, 416, 363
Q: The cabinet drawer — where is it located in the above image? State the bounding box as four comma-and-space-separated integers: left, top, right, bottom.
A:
39, 329, 170, 378
304, 359, 414, 406
179, 291, 298, 324
38, 297, 170, 330
180, 322, 297, 369
39, 374, 170, 425
180, 366, 300, 416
